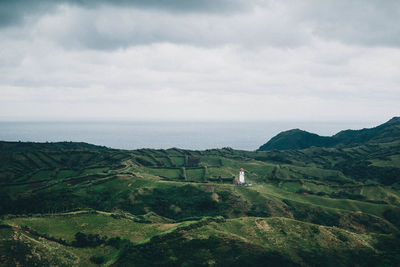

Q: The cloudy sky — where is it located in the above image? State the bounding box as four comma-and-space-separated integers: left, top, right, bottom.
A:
1, 0, 399, 122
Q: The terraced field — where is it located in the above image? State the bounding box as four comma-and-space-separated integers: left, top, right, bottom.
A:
0, 134, 399, 266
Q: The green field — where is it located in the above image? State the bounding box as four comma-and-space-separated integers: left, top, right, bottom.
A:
0, 128, 399, 266
186, 168, 205, 181
147, 167, 182, 179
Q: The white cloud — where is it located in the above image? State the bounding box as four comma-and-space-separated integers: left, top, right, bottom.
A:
294, 0, 400, 47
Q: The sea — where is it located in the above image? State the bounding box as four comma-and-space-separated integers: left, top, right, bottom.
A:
0, 121, 379, 151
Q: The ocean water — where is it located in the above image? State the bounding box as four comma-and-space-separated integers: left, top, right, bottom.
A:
0, 121, 379, 151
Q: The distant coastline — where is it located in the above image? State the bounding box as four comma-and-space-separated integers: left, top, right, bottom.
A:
0, 120, 380, 151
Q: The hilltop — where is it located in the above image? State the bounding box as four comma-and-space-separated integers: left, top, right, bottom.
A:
0, 118, 399, 266
258, 116, 400, 151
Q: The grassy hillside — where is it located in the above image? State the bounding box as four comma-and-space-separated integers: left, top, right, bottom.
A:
2, 213, 399, 266
0, 134, 399, 266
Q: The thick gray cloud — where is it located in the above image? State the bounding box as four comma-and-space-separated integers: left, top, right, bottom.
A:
0, 0, 254, 27
27, 5, 310, 50
0, 0, 399, 122
1, 0, 400, 48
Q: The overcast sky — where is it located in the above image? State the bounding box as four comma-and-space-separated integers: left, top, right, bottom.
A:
0, 0, 399, 122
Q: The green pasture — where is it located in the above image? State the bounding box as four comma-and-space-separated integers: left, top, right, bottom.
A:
170, 156, 185, 166
5, 213, 179, 243
146, 168, 182, 179
248, 184, 391, 217
186, 168, 205, 181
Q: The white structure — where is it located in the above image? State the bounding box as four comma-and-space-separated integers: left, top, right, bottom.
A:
239, 168, 245, 183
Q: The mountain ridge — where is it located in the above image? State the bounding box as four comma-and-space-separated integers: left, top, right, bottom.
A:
258, 116, 400, 151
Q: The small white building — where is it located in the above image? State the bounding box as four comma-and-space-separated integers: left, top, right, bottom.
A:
239, 168, 245, 183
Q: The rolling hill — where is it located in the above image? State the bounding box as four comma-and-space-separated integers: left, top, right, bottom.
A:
0, 118, 399, 266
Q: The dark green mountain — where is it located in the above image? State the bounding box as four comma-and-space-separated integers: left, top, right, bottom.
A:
258, 116, 400, 151
257, 129, 333, 150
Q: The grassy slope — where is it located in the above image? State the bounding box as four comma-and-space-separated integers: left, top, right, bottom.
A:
0, 140, 399, 266
3, 213, 397, 267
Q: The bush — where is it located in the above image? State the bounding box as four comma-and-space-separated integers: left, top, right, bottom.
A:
90, 255, 105, 264
140, 185, 220, 219
296, 188, 313, 194
135, 157, 154, 166
383, 209, 400, 229
72, 232, 106, 247
106, 236, 123, 248
187, 156, 200, 167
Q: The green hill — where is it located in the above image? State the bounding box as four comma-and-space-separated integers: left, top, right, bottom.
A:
257, 129, 333, 150
258, 116, 400, 151
0, 119, 399, 266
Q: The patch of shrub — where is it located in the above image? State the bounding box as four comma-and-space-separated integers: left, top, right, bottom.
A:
255, 155, 292, 164
187, 156, 200, 167
72, 232, 107, 247
284, 199, 340, 227
311, 226, 320, 234
383, 208, 400, 229
296, 188, 313, 194
139, 185, 221, 219
135, 157, 154, 167
90, 255, 105, 264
